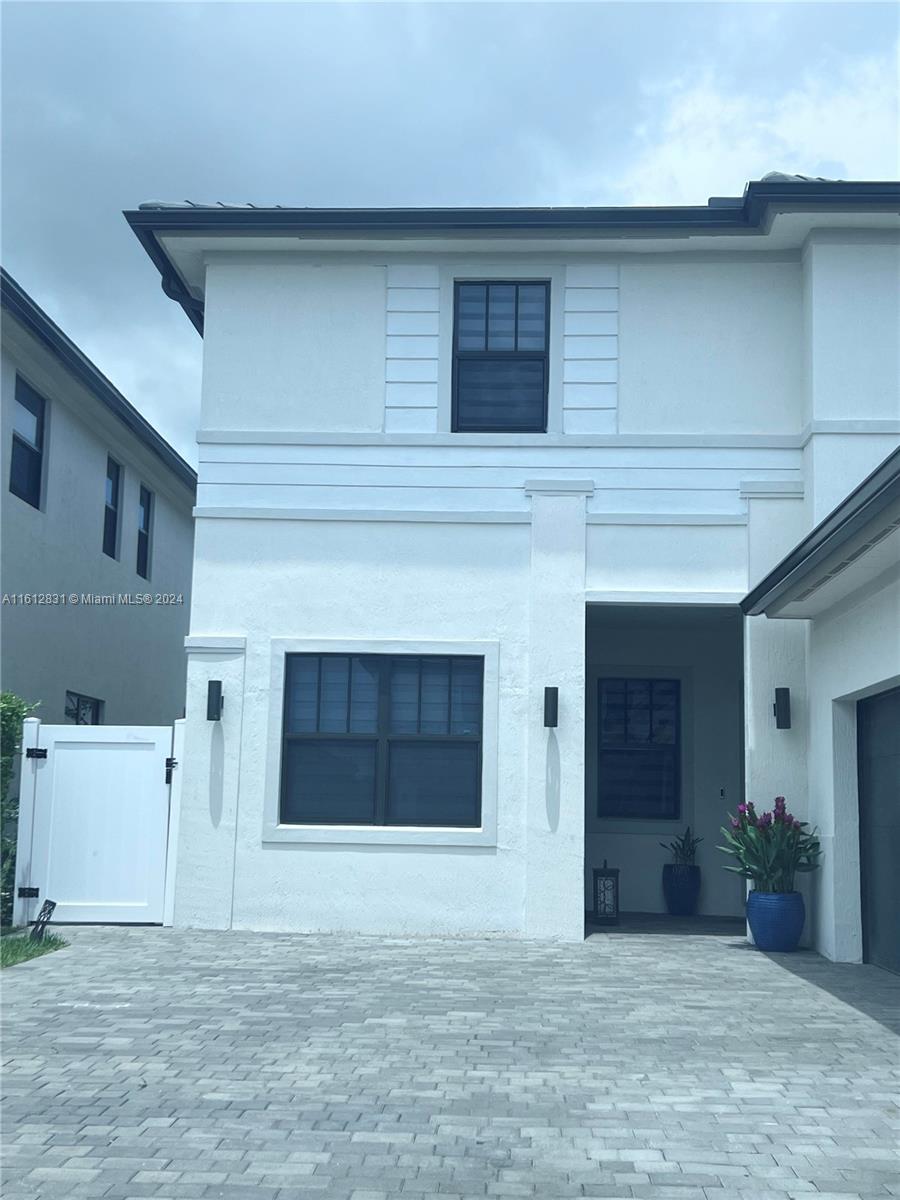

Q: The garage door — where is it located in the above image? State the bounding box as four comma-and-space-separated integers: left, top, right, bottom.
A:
857, 687, 900, 974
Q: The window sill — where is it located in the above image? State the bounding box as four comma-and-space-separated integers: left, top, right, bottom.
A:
263, 823, 496, 847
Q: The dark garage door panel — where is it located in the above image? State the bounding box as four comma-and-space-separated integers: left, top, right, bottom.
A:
857, 687, 900, 975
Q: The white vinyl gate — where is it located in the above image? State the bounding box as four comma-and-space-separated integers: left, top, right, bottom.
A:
13, 718, 183, 927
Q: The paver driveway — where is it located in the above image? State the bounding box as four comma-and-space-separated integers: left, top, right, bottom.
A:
2, 926, 898, 1200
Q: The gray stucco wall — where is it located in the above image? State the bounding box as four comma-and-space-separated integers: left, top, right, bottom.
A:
1, 337, 194, 727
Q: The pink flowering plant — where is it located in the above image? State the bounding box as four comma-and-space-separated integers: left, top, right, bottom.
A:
718, 797, 821, 893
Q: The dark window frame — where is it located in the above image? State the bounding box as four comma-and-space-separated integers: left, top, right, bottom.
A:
280, 653, 484, 828
136, 484, 153, 579
451, 280, 551, 433
9, 376, 46, 510
65, 690, 103, 725
597, 676, 681, 820
103, 456, 121, 559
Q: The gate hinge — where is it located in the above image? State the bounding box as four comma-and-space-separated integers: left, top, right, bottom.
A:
17, 886, 39, 899
165, 756, 178, 784
26, 747, 47, 759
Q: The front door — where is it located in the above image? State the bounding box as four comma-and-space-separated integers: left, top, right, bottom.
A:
857, 688, 900, 974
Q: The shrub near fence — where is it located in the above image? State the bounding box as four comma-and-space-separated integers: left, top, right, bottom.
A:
1, 692, 38, 926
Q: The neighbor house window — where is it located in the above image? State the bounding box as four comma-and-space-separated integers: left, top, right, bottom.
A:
103, 457, 121, 558
281, 654, 483, 827
452, 280, 549, 432
598, 677, 680, 819
65, 690, 102, 725
136, 484, 152, 578
9, 376, 46, 509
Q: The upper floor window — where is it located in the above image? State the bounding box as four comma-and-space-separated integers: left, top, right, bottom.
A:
281, 653, 483, 828
10, 376, 45, 509
597, 677, 680, 820
452, 281, 549, 433
136, 484, 153, 578
65, 690, 103, 725
103, 456, 121, 558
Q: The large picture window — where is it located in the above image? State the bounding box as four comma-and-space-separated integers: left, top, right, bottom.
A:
452, 280, 549, 433
281, 654, 483, 828
598, 677, 680, 819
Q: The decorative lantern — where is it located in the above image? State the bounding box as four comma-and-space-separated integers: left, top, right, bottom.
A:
592, 861, 619, 924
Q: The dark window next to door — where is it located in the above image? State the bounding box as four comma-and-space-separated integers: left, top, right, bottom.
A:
281, 653, 483, 827
10, 376, 46, 509
103, 457, 121, 558
136, 485, 153, 578
65, 690, 103, 725
453, 281, 549, 432
598, 677, 680, 819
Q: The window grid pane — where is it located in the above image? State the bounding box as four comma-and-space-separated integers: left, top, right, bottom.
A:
281, 654, 483, 828
453, 280, 549, 434
598, 677, 680, 820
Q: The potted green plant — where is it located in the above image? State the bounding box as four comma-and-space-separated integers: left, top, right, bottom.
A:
718, 797, 821, 952
659, 826, 703, 916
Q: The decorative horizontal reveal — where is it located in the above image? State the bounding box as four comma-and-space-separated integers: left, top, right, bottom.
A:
563, 264, 619, 435
385, 265, 440, 433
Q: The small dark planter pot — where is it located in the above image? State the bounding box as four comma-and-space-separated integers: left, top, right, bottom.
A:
662, 864, 701, 916
746, 890, 805, 952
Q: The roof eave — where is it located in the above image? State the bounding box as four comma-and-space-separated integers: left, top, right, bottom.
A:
124, 180, 900, 334
0, 268, 197, 492
741, 446, 900, 617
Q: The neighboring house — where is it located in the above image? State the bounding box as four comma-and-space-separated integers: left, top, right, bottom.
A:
1, 269, 196, 726
126, 175, 899, 960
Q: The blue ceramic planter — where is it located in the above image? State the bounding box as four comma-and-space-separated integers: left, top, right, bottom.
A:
746, 890, 805, 952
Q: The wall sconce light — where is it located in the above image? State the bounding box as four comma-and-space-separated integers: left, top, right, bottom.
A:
207, 680, 224, 721
773, 687, 791, 730
543, 687, 558, 728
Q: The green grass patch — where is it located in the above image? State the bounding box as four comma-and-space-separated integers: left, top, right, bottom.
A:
0, 932, 67, 969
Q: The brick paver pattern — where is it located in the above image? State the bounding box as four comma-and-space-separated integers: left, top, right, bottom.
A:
1, 926, 898, 1200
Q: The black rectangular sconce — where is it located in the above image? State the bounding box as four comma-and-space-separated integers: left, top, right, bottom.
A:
773, 687, 791, 729
543, 686, 558, 728
207, 680, 224, 721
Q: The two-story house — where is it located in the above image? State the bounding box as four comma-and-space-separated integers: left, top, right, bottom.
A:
1, 269, 196, 726
126, 175, 899, 964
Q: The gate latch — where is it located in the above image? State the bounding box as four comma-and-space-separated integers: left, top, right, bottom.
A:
26, 747, 47, 759
165, 756, 178, 784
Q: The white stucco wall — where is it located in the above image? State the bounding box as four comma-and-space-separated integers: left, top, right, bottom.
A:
1, 342, 194, 725
617, 258, 803, 435
175, 240, 898, 944
201, 257, 386, 432
176, 516, 557, 937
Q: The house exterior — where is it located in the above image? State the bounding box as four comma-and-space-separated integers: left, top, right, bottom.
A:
126, 176, 899, 959
1, 269, 196, 726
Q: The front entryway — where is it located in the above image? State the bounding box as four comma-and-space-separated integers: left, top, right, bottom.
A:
584, 602, 745, 923
857, 687, 900, 974
13, 720, 174, 925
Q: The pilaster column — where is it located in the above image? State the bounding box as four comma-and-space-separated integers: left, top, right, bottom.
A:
175, 636, 247, 929
524, 480, 591, 940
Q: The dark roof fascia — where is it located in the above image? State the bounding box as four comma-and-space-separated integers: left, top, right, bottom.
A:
124, 180, 900, 333
1, 268, 197, 493
741, 445, 900, 617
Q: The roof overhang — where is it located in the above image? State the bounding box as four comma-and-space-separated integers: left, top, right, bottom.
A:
741, 447, 900, 620
1, 269, 196, 493
124, 179, 900, 334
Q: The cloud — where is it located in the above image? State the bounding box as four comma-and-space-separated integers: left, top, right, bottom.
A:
539, 41, 900, 206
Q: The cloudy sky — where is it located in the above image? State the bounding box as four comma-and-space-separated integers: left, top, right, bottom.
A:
3, 0, 898, 464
